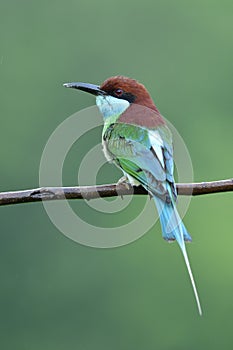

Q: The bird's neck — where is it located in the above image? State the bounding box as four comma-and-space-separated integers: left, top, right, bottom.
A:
96, 94, 165, 130
96, 95, 130, 120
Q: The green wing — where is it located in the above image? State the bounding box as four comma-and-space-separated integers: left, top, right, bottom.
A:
103, 122, 176, 201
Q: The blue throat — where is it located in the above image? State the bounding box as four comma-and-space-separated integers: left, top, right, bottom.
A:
96, 95, 130, 119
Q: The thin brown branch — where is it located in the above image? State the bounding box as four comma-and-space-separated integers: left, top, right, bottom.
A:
0, 178, 233, 206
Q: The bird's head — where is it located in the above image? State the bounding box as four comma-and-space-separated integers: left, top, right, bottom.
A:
64, 76, 160, 119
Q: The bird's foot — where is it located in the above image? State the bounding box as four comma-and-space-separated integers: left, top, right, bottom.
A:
117, 176, 133, 199
117, 176, 132, 190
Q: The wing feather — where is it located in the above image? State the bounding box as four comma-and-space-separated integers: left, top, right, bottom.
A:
103, 122, 176, 201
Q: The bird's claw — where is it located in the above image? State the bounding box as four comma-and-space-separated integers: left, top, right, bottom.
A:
117, 176, 132, 190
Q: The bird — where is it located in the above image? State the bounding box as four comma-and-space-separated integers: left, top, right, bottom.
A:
63, 76, 202, 315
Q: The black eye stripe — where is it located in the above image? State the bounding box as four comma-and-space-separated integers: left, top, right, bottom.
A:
110, 90, 136, 103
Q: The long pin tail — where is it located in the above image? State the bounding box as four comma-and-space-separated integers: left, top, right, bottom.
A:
178, 238, 202, 316
154, 196, 202, 315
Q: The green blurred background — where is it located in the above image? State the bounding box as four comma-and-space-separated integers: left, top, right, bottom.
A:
1, 0, 233, 349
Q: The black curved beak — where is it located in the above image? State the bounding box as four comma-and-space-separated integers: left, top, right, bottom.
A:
63, 82, 106, 96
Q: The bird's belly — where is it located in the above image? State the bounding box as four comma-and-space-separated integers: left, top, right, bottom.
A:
102, 140, 115, 162
102, 139, 140, 187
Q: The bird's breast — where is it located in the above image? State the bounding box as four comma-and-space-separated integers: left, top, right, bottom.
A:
102, 139, 114, 162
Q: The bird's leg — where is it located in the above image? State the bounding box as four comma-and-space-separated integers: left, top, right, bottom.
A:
117, 175, 132, 189
117, 176, 133, 199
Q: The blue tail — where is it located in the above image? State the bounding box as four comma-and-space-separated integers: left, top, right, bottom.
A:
154, 196, 202, 315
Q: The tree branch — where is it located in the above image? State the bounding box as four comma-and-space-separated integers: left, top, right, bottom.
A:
0, 178, 232, 206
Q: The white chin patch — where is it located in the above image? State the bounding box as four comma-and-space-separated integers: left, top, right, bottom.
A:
96, 95, 130, 119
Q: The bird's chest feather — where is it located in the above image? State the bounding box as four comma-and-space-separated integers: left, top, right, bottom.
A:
101, 123, 125, 162
101, 122, 152, 168
102, 138, 114, 162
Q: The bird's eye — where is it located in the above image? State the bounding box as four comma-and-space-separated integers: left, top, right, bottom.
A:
114, 88, 123, 97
